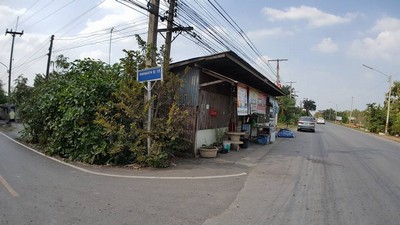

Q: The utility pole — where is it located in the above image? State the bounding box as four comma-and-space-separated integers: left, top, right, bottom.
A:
5, 29, 24, 97
349, 96, 353, 124
145, 0, 160, 155
362, 64, 392, 135
146, 0, 160, 69
268, 59, 287, 88
46, 35, 54, 80
164, 0, 176, 70
109, 27, 114, 65
159, 0, 192, 70
386, 76, 392, 135
286, 81, 296, 98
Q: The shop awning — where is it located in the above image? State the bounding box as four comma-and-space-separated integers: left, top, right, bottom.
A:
170, 51, 285, 96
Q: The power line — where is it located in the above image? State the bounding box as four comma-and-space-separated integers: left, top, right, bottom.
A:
54, 0, 106, 35
18, 0, 57, 29
23, 0, 78, 31
173, 0, 278, 82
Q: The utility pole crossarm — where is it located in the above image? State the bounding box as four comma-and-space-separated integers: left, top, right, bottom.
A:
268, 59, 288, 88
157, 26, 193, 33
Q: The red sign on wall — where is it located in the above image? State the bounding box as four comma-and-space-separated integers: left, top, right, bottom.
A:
209, 108, 218, 117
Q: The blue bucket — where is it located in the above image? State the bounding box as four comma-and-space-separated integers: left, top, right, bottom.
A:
257, 135, 269, 145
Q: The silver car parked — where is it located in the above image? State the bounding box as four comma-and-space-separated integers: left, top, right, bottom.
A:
297, 116, 316, 132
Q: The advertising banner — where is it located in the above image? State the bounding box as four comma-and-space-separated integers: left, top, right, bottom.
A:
249, 88, 258, 114
237, 84, 248, 116
257, 93, 266, 114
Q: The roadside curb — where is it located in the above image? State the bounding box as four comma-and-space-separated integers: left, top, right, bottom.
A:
0, 131, 249, 180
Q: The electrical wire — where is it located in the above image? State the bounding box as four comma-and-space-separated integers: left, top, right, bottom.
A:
53, 20, 149, 54
54, 0, 106, 35
6, 0, 109, 76
5, 0, 279, 85
18, 0, 57, 29
169, 0, 278, 82
23, 0, 78, 31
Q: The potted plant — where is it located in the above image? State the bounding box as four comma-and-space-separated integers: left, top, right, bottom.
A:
199, 144, 219, 158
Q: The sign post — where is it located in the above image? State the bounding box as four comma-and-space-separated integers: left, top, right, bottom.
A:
137, 67, 163, 155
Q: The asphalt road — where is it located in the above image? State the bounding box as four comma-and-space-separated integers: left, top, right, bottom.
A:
0, 129, 246, 225
205, 123, 400, 225
1, 123, 400, 225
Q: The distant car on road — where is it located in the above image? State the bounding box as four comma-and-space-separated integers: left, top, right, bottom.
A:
297, 116, 316, 132
316, 117, 325, 124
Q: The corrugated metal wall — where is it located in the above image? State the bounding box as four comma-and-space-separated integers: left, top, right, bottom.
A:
197, 88, 232, 130
177, 66, 236, 153
178, 67, 200, 148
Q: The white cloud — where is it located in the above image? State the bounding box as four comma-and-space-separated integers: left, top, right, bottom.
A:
247, 27, 294, 39
349, 17, 400, 60
0, 5, 25, 28
80, 0, 146, 35
262, 5, 352, 28
79, 50, 107, 61
313, 37, 338, 53
372, 17, 400, 32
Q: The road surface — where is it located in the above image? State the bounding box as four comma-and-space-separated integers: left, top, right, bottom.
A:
205, 123, 400, 225
0, 129, 245, 225
1, 123, 400, 225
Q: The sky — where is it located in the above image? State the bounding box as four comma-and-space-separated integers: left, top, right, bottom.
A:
0, 0, 399, 112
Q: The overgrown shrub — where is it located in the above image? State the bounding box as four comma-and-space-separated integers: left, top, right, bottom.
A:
15, 36, 192, 167
19, 58, 121, 164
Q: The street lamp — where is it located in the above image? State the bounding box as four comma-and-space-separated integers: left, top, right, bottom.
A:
362, 64, 392, 135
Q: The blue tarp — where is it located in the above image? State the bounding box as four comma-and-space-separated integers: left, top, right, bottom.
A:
257, 135, 269, 145
277, 128, 295, 138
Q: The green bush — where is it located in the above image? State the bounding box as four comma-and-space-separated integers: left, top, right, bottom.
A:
15, 37, 192, 167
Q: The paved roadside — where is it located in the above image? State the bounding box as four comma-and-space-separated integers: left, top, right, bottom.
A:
0, 121, 280, 178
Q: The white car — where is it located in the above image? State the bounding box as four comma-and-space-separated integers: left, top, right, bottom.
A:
316, 117, 325, 124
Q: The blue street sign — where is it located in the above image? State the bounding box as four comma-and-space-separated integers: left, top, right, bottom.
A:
137, 67, 163, 82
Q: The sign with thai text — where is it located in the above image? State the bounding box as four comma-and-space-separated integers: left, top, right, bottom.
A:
137, 67, 163, 82
237, 84, 248, 116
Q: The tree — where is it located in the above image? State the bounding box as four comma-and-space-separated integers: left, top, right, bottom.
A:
277, 93, 297, 127
19, 57, 120, 163
9, 75, 33, 123
303, 99, 316, 115
96, 35, 190, 167
364, 103, 386, 133
389, 81, 400, 134
0, 80, 7, 104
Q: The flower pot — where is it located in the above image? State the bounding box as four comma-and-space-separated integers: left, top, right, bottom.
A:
199, 147, 219, 158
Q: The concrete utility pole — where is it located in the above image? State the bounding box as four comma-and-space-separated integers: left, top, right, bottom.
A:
159, 0, 193, 70
109, 27, 114, 65
46, 35, 54, 80
5, 29, 24, 97
362, 64, 392, 135
349, 96, 353, 124
145, 0, 160, 155
146, 0, 160, 69
164, 0, 176, 70
268, 59, 287, 88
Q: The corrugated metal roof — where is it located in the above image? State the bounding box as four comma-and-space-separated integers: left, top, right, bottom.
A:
170, 51, 285, 96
